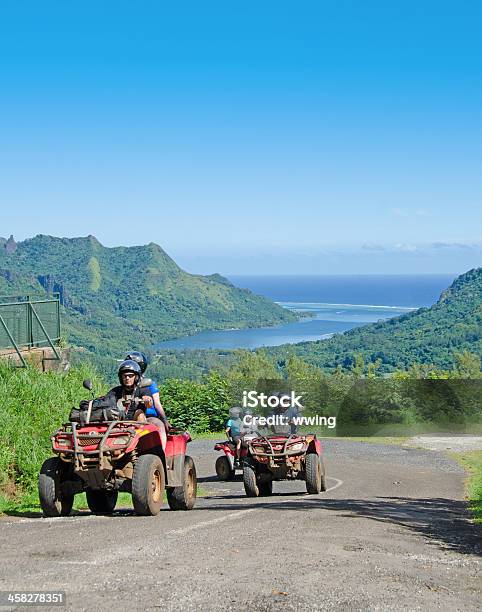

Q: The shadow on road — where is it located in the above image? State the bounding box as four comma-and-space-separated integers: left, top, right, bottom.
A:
201, 495, 482, 557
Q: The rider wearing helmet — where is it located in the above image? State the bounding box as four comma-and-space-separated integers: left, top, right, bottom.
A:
124, 351, 170, 446
107, 360, 147, 421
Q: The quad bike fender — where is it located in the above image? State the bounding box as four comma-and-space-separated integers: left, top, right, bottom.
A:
214, 441, 234, 454
165, 432, 189, 458
133, 428, 164, 454
166, 452, 185, 487
164, 432, 191, 486
307, 438, 322, 456
226, 453, 235, 470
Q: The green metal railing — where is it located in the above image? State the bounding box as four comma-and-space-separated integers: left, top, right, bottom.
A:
0, 294, 61, 366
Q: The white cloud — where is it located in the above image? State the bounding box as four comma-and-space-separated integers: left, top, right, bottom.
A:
394, 243, 419, 253
361, 243, 386, 251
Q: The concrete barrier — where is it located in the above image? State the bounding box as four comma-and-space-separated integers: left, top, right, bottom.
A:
0, 346, 70, 372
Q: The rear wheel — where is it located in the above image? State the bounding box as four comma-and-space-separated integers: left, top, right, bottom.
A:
167, 456, 197, 510
38, 457, 74, 517
305, 453, 322, 494
86, 489, 118, 514
132, 454, 165, 516
215, 456, 235, 481
243, 462, 259, 497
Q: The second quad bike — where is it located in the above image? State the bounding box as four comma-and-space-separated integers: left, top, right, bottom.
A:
38, 386, 197, 517
242, 433, 326, 497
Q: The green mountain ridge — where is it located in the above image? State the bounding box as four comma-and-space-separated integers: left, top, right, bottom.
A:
0, 234, 295, 358
268, 267, 482, 372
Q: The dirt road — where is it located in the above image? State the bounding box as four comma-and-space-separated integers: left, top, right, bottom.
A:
0, 439, 480, 611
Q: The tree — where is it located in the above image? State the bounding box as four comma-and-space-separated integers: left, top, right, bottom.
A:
453, 351, 482, 379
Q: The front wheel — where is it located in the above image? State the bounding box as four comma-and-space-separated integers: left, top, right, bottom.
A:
167, 456, 197, 510
132, 454, 165, 516
243, 462, 260, 497
38, 457, 74, 517
86, 489, 118, 514
305, 453, 323, 494
215, 456, 235, 481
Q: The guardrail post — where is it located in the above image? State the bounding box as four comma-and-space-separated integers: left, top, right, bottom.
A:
56, 294, 61, 341
26, 295, 33, 348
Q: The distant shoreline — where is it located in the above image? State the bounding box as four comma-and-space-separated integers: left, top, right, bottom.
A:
154, 301, 409, 350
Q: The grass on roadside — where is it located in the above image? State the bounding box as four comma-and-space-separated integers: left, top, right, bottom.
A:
0, 491, 134, 516
191, 431, 224, 441
451, 451, 482, 525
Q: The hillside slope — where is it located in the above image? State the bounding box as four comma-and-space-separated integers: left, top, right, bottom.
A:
269, 268, 482, 372
0, 235, 295, 357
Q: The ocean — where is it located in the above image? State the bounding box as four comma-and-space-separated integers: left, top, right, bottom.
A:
227, 274, 456, 308
155, 274, 456, 350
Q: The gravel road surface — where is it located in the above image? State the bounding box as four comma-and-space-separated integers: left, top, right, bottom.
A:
0, 439, 480, 611
406, 435, 482, 453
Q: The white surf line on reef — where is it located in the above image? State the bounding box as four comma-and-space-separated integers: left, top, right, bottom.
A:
276, 301, 417, 310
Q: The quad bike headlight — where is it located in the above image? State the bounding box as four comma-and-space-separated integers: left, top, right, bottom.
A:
289, 442, 305, 452
252, 446, 266, 454
110, 436, 130, 446
56, 438, 72, 448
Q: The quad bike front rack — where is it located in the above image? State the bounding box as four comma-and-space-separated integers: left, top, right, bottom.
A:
67, 421, 136, 471
248, 434, 307, 458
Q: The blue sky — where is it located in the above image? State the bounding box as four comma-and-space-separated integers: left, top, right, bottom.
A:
1, 1, 481, 274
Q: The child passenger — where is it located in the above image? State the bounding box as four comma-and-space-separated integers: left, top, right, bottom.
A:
225, 407, 243, 467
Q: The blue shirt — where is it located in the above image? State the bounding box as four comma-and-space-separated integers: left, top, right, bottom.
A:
226, 417, 242, 437
143, 381, 160, 417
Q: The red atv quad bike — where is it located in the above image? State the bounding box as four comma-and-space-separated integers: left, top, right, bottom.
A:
38, 415, 197, 517
242, 433, 326, 497
213, 440, 249, 480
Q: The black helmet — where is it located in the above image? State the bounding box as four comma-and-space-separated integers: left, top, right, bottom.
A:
118, 359, 142, 385
125, 351, 148, 374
